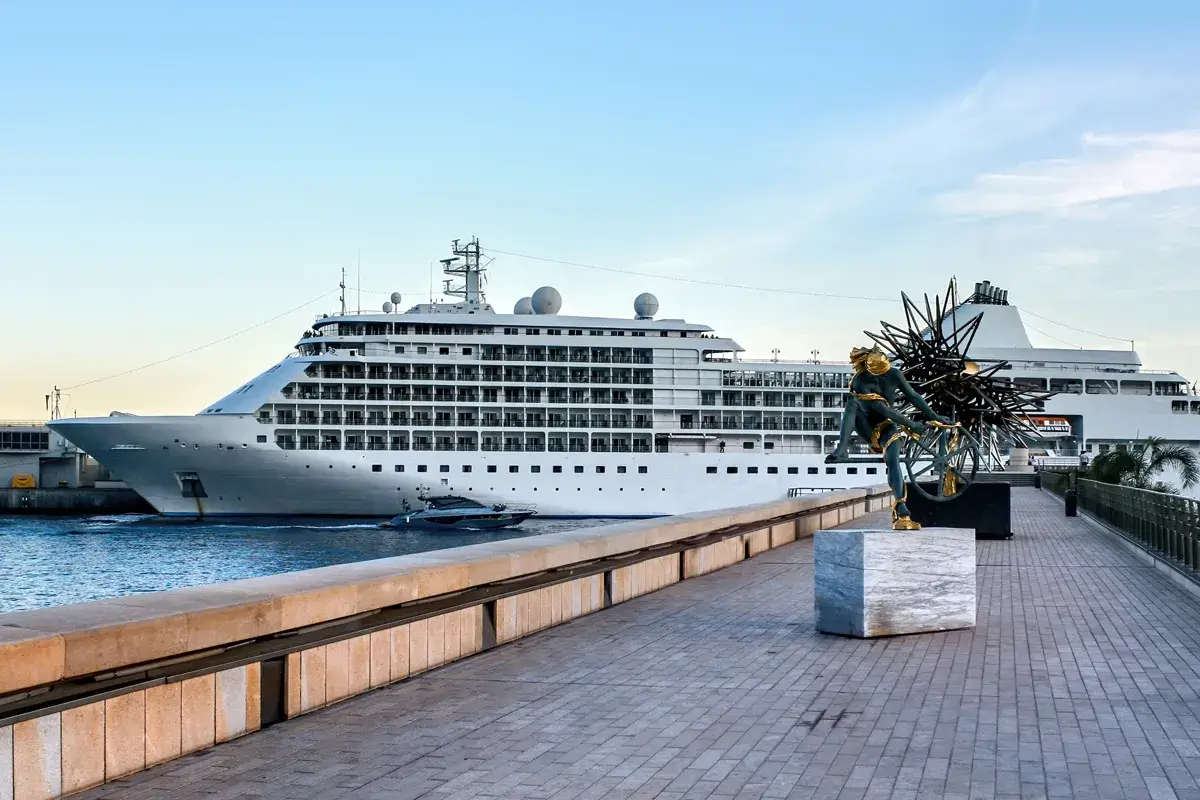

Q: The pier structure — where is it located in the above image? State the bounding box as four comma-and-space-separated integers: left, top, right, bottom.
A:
6, 485, 1200, 798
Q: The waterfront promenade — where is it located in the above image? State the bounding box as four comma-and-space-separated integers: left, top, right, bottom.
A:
67, 488, 1200, 800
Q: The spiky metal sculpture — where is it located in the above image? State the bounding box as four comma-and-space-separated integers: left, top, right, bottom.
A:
864, 279, 1055, 454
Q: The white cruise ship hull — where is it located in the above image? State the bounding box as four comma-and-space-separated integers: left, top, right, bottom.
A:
49, 415, 876, 517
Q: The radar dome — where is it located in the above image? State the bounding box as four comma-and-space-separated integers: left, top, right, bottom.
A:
531, 286, 562, 315
390, 292, 402, 305
633, 292, 659, 319
514, 297, 534, 315
382, 301, 394, 313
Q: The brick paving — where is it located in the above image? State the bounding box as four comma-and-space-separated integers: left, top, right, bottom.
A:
77, 489, 1200, 800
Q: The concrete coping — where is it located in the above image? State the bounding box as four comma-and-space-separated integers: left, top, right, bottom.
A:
0, 486, 888, 696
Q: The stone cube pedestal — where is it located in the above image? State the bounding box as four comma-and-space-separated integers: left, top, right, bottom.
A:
814, 528, 976, 638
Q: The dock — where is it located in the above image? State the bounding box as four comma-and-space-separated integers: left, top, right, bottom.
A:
6, 487, 1200, 799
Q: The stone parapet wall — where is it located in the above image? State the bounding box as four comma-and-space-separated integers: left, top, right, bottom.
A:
0, 485, 890, 799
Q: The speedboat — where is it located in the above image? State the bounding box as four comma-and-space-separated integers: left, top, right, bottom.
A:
385, 496, 537, 530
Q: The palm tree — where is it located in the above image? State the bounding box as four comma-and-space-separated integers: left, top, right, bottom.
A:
1086, 437, 1200, 494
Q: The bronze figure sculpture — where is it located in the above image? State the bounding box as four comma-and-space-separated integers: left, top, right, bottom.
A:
827, 346, 953, 529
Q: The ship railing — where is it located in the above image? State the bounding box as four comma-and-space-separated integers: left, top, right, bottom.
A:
568, 444, 587, 452
299, 442, 319, 450
548, 444, 566, 452
633, 444, 651, 453
503, 444, 525, 452
411, 443, 433, 451
434, 443, 456, 451
319, 442, 341, 450
344, 442, 365, 451
481, 443, 501, 452
275, 441, 297, 450
390, 442, 410, 451
367, 443, 388, 451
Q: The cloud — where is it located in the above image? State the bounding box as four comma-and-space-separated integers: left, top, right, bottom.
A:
937, 128, 1200, 216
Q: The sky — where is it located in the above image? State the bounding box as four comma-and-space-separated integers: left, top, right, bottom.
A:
4, 1, 1200, 419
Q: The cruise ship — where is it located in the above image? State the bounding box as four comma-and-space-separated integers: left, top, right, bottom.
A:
49, 239, 1200, 517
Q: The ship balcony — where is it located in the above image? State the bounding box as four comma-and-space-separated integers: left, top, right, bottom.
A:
548, 443, 566, 452
481, 442, 501, 452
276, 439, 297, 450
412, 442, 433, 451
345, 442, 365, 451
568, 444, 587, 453
390, 442, 411, 451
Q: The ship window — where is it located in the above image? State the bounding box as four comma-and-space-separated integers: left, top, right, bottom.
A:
395, 346, 404, 354
256, 435, 267, 443
764, 442, 774, 450
1086, 379, 1118, 395
707, 466, 718, 474
372, 465, 382, 472
596, 466, 605, 473
767, 466, 778, 474
553, 465, 562, 473
617, 466, 626, 474
394, 465, 404, 472
1049, 378, 1081, 394
867, 467, 877, 475
788, 467, 799, 474
727, 467, 737, 474
417, 465, 428, 472
440, 465, 450, 473
638, 466, 647, 474
743, 442, 754, 450
487, 465, 497, 473
417, 346, 427, 354
574, 466, 584, 473
439, 347, 449, 355
847, 467, 858, 474
825, 467, 835, 474
747, 466, 758, 474
1121, 380, 1152, 396
808, 467, 818, 474
509, 465, 518, 473
463, 347, 472, 355
462, 465, 472, 472
531, 465, 541, 473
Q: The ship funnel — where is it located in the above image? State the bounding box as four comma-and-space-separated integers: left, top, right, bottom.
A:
974, 281, 983, 297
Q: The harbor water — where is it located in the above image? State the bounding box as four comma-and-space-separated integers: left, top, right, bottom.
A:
0, 514, 604, 613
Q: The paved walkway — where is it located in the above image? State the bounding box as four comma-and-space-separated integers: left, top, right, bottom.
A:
81, 489, 1200, 800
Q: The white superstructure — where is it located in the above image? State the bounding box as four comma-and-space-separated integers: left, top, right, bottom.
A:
48, 244, 1200, 517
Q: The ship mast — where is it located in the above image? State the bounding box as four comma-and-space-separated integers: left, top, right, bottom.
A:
442, 237, 488, 306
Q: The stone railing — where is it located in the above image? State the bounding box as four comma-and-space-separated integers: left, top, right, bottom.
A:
0, 487, 890, 798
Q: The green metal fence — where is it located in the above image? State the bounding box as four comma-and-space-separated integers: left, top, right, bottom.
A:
1040, 471, 1200, 572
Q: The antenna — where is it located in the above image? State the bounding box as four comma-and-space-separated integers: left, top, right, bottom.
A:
46, 386, 65, 421
357, 251, 361, 314
339, 268, 346, 316
429, 261, 434, 303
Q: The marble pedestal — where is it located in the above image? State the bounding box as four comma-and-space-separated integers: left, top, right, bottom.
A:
814, 528, 976, 638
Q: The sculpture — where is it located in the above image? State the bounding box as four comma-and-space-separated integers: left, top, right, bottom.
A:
827, 280, 1055, 530
828, 346, 952, 529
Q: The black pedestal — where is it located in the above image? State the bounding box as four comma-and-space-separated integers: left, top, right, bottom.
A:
907, 481, 1012, 539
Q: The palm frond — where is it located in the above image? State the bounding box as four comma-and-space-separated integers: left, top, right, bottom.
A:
1145, 443, 1200, 489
